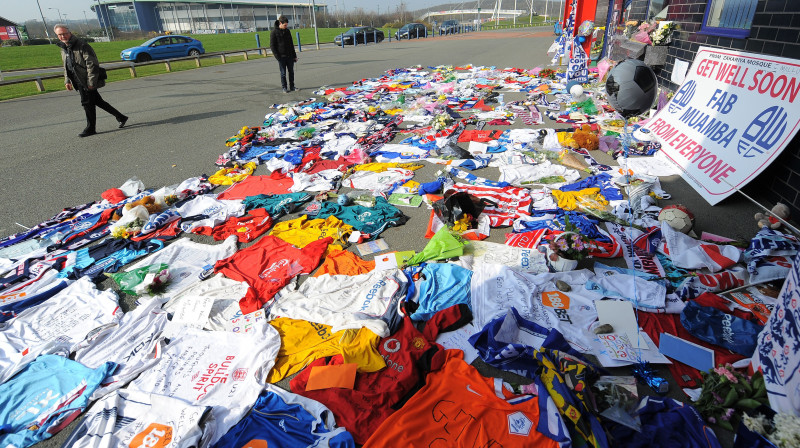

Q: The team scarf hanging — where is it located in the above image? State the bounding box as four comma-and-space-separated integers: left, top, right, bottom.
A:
567, 36, 590, 83
551, 0, 578, 65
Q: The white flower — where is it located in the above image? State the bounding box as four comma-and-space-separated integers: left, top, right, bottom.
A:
769, 413, 800, 448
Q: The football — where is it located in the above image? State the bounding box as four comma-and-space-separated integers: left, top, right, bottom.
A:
658, 204, 694, 233
605, 59, 658, 118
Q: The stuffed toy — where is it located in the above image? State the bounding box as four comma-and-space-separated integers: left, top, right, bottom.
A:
755, 203, 791, 229
571, 124, 600, 151
558, 125, 600, 151
113, 195, 162, 221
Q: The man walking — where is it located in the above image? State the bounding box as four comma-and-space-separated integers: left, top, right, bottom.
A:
270, 16, 298, 93
55, 24, 128, 137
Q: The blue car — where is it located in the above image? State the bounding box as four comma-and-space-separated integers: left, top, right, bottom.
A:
120, 35, 205, 63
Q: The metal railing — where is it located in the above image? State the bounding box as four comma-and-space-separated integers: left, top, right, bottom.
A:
0, 46, 271, 92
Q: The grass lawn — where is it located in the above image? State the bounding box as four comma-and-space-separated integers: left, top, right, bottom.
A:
0, 52, 263, 101
482, 15, 548, 29
0, 23, 539, 101
0, 27, 397, 71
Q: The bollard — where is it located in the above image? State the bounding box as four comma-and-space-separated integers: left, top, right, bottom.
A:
296, 31, 301, 52
164, 61, 171, 72
220, 54, 226, 63
255, 34, 262, 55
340, 33, 345, 48
354, 32, 357, 46
129, 62, 137, 78
363, 30, 367, 45
373, 30, 376, 44
35, 77, 44, 92
388, 29, 391, 42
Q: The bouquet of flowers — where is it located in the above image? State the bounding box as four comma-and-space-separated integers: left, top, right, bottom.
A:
743, 413, 800, 448
624, 20, 641, 39
545, 216, 591, 261
694, 364, 769, 432
650, 21, 677, 46
538, 68, 557, 80
632, 22, 656, 45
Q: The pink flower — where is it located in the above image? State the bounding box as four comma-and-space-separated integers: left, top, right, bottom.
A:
721, 408, 735, 421
707, 417, 717, 424
724, 371, 738, 383
713, 367, 728, 376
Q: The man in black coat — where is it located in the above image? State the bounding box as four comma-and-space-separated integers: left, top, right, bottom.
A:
270, 16, 298, 93
55, 24, 128, 137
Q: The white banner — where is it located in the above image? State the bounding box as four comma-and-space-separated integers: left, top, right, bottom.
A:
644, 47, 800, 205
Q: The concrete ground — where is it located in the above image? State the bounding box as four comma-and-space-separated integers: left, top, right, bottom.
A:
0, 27, 760, 447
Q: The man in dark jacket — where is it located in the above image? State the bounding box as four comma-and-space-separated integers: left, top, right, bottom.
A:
270, 16, 298, 93
55, 24, 128, 137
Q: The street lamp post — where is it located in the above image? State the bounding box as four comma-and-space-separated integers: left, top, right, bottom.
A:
49, 7, 64, 23
34, 0, 53, 41
311, 0, 319, 49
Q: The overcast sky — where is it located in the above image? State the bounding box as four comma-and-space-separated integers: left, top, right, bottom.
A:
2, 0, 456, 23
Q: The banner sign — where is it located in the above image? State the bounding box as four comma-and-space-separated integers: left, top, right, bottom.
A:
567, 37, 589, 83
756, 252, 800, 415
644, 47, 800, 205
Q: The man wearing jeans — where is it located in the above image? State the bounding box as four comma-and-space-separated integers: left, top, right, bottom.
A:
270, 16, 298, 93
55, 24, 128, 137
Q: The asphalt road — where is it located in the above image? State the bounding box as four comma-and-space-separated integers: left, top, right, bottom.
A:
0, 27, 757, 447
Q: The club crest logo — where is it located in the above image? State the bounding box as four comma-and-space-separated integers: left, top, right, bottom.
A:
507, 411, 533, 436
738, 105, 787, 158
232, 368, 248, 381
668, 80, 695, 114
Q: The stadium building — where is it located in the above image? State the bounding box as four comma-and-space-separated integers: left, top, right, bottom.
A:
90, 0, 328, 33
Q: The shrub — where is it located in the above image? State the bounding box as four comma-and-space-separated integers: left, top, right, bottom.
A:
1, 39, 22, 47
27, 38, 53, 45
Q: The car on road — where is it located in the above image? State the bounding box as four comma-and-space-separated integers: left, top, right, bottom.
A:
121, 35, 205, 63
441, 20, 460, 34
334, 27, 385, 45
395, 23, 427, 40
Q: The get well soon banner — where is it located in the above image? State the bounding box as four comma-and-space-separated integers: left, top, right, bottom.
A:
644, 47, 800, 205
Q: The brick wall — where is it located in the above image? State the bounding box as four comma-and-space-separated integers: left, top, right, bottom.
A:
625, 0, 800, 221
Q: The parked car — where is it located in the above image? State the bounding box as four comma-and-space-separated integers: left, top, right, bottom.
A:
334, 27, 385, 45
395, 23, 427, 40
441, 20, 460, 35
120, 35, 205, 63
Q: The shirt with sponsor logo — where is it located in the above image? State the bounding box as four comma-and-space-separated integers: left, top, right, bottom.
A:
73, 300, 168, 400
268, 268, 409, 338
269, 214, 354, 249
127, 236, 238, 304
62, 389, 209, 448
362, 350, 560, 448
0, 277, 121, 383
471, 264, 600, 353
214, 236, 331, 314
290, 304, 471, 444
267, 317, 385, 383
0, 355, 116, 448
127, 325, 280, 448
211, 384, 355, 448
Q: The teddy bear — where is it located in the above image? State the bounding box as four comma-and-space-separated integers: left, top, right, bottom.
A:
755, 203, 791, 230
112, 195, 162, 221
560, 125, 600, 151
